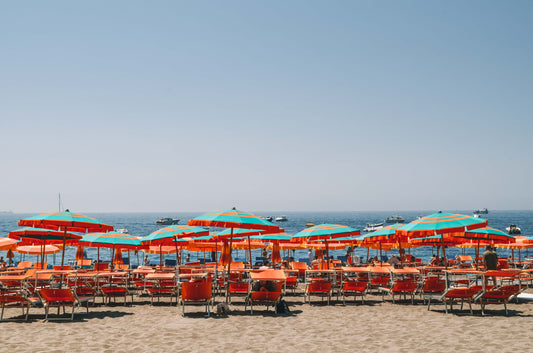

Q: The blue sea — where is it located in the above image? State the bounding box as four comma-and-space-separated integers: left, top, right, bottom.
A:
1, 210, 532, 266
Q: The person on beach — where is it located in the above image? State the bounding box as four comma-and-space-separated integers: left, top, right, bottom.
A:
0, 257, 6, 271
388, 255, 401, 267
143, 255, 150, 266
370, 255, 379, 266
186, 254, 190, 263
483, 245, 498, 286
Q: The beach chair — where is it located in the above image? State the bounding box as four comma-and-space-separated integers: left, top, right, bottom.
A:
0, 289, 39, 321
146, 275, 178, 305
340, 280, 368, 304
245, 289, 282, 315
478, 285, 522, 316
14, 261, 33, 270
33, 262, 48, 270
227, 281, 250, 304
428, 285, 485, 314
76, 259, 93, 270
284, 275, 298, 294
379, 278, 419, 304
420, 276, 446, 303
290, 262, 308, 278
305, 279, 332, 305
100, 275, 131, 305
179, 279, 214, 317
38, 288, 90, 321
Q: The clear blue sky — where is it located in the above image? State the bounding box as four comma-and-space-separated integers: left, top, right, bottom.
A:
1, 1, 532, 213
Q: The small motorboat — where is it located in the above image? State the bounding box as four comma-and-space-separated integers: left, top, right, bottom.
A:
506, 224, 521, 235
385, 215, 405, 224
363, 222, 384, 232
275, 215, 288, 222
264, 216, 274, 222
473, 208, 489, 214
305, 222, 315, 228
115, 228, 129, 234
156, 218, 180, 225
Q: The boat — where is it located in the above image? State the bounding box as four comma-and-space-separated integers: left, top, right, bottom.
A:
156, 218, 180, 225
115, 228, 129, 234
264, 216, 274, 222
305, 222, 315, 228
275, 215, 288, 222
473, 208, 488, 214
506, 224, 521, 235
363, 222, 384, 232
385, 215, 405, 224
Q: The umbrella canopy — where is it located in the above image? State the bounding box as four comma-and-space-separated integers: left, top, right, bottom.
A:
397, 212, 488, 239
409, 235, 463, 247
75, 246, 85, 260
18, 211, 113, 233
146, 246, 179, 255
361, 224, 405, 243
79, 231, 141, 249
457, 227, 516, 243
8, 227, 81, 244
0, 237, 19, 251
187, 209, 280, 234
271, 242, 282, 264
292, 224, 360, 241
17, 211, 113, 270
142, 225, 209, 246
17, 245, 61, 255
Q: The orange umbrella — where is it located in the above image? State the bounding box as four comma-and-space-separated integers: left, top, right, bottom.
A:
271, 242, 282, 264
113, 249, 124, 264
75, 246, 85, 260
218, 240, 232, 267
17, 245, 61, 255
0, 237, 18, 251
146, 246, 178, 254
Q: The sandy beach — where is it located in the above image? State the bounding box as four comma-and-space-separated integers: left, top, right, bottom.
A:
2, 288, 532, 353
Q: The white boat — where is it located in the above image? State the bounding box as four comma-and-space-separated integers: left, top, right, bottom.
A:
156, 217, 180, 225
385, 215, 405, 224
364, 222, 384, 232
264, 216, 274, 222
115, 228, 129, 234
275, 215, 288, 222
473, 208, 489, 214
506, 224, 521, 235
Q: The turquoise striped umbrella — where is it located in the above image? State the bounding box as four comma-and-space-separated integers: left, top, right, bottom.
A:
8, 227, 82, 269
79, 231, 142, 270
187, 209, 279, 233
397, 212, 487, 238
18, 210, 113, 269
293, 224, 360, 267
188, 208, 281, 302
397, 212, 488, 265
141, 225, 207, 265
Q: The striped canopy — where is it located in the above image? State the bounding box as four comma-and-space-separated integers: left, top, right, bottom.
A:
18, 211, 113, 233
397, 212, 488, 238
17, 245, 61, 255
455, 227, 516, 243
79, 231, 142, 250
248, 233, 292, 242
360, 224, 405, 244
142, 225, 208, 246
188, 209, 280, 233
292, 224, 360, 242
0, 237, 19, 250
409, 235, 462, 247
8, 227, 81, 244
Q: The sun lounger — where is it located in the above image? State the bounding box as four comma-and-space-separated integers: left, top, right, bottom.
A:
0, 289, 39, 321
428, 285, 485, 314
305, 279, 332, 305
379, 278, 419, 304
145, 273, 178, 305
227, 281, 250, 304
38, 288, 90, 321
478, 285, 522, 315
420, 276, 446, 303
245, 290, 282, 314
340, 280, 368, 304
179, 279, 214, 317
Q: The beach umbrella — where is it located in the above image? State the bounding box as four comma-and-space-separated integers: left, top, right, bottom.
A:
397, 212, 488, 265
75, 246, 85, 260
453, 227, 516, 268
146, 246, 179, 255
17, 245, 61, 255
292, 224, 360, 268
79, 231, 142, 270
8, 227, 81, 269
142, 225, 207, 266
188, 208, 280, 302
0, 237, 19, 251
18, 211, 113, 269
271, 242, 282, 264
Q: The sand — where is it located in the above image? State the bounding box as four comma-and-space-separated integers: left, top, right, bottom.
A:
1, 289, 532, 353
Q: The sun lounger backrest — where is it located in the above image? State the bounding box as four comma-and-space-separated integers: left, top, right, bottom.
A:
308, 280, 331, 292
250, 290, 281, 301
181, 280, 212, 301
16, 261, 32, 269
38, 288, 76, 303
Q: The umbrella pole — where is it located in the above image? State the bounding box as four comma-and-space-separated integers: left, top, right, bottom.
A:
226, 228, 234, 304
398, 238, 403, 267
441, 235, 447, 269
247, 235, 252, 269
60, 229, 67, 270
160, 244, 163, 269
325, 240, 330, 269
379, 242, 382, 267
366, 247, 370, 264
97, 247, 100, 269
111, 246, 115, 271
174, 237, 179, 269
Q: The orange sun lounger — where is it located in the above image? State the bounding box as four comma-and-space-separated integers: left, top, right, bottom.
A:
305, 279, 332, 305
179, 279, 214, 317
0, 290, 39, 321
340, 280, 368, 304
38, 288, 90, 321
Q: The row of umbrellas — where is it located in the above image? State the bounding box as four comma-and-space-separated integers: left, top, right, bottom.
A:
2, 209, 528, 273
